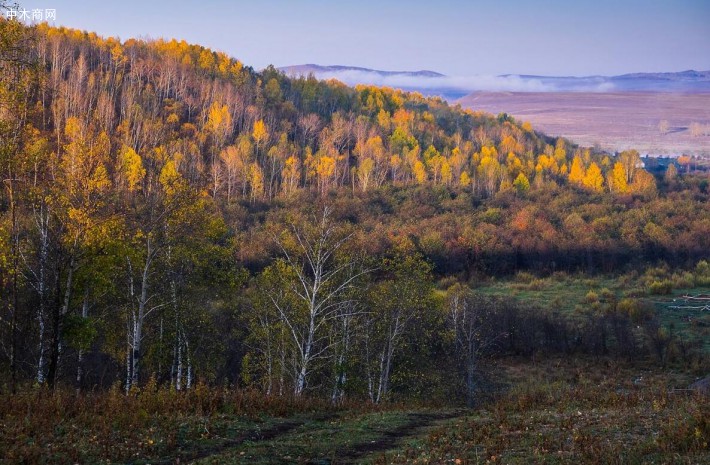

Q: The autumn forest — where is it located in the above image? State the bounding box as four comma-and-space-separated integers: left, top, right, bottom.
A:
1, 14, 710, 464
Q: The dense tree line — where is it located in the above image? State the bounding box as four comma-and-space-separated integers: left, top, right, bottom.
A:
1, 20, 709, 400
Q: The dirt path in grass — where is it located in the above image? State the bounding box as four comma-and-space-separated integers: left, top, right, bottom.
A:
149, 414, 336, 465
330, 410, 465, 465
150, 410, 464, 465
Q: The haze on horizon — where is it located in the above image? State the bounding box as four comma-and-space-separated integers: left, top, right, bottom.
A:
27, 0, 710, 77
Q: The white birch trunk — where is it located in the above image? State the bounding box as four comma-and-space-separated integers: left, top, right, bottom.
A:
185, 335, 192, 389
75, 291, 89, 391
34, 203, 50, 385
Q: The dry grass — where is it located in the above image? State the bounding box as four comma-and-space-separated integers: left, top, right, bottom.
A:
458, 92, 710, 156
380, 357, 709, 464
0, 382, 373, 464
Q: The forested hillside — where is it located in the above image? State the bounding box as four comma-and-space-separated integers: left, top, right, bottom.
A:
1, 19, 709, 404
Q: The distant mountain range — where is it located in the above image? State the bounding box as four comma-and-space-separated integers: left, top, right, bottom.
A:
278, 65, 710, 100
279, 64, 444, 79
502, 70, 710, 93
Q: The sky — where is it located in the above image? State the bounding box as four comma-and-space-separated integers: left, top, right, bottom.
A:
18, 0, 710, 76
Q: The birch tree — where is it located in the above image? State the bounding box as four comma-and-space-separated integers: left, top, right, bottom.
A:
259, 206, 367, 396
123, 155, 187, 390
447, 284, 502, 407
43, 117, 112, 389
0, 12, 38, 391
122, 150, 225, 390
364, 254, 432, 403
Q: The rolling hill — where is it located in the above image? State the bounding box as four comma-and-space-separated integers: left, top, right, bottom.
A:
279, 65, 710, 99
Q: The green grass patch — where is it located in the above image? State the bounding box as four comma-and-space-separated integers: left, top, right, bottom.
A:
379, 357, 710, 464
473, 271, 710, 354
196, 410, 424, 464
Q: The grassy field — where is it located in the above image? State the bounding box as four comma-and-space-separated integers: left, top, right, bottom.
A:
457, 92, 710, 156
0, 387, 456, 464
469, 268, 710, 353
2, 357, 707, 464
193, 409, 461, 465
381, 358, 709, 464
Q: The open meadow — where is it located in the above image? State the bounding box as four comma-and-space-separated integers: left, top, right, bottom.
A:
457, 92, 710, 156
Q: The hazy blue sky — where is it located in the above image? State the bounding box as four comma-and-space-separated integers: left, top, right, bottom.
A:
25, 0, 710, 76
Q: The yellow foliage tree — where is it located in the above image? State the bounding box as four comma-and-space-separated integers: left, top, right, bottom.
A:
61, 118, 111, 201
281, 155, 301, 195
198, 49, 215, 71
159, 157, 186, 196
477, 154, 502, 195
357, 158, 375, 192
249, 162, 264, 201
677, 155, 691, 174
500, 135, 522, 156
513, 172, 530, 193
441, 160, 453, 186
362, 136, 386, 186
569, 155, 585, 185
392, 108, 413, 131
220, 145, 249, 202
607, 162, 628, 193
207, 102, 231, 140
377, 109, 391, 133
449, 146, 467, 178
480, 145, 498, 160
664, 163, 678, 182
536, 154, 559, 177
459, 171, 471, 188
553, 139, 566, 163
252, 119, 269, 153
506, 152, 524, 178
629, 169, 657, 196
120, 145, 146, 192
413, 160, 427, 184
216, 52, 231, 76
316, 156, 336, 193
582, 162, 604, 192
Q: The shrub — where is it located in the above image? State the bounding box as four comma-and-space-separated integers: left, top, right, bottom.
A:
599, 287, 615, 301
644, 264, 670, 283
526, 278, 547, 290
514, 271, 535, 283
695, 260, 710, 286
617, 298, 654, 323
437, 275, 458, 290
649, 280, 673, 295
671, 271, 695, 289
551, 271, 569, 281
